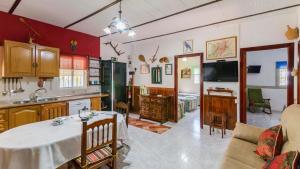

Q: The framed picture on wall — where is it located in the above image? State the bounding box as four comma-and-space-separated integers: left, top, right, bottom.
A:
183, 40, 193, 54
206, 36, 237, 60
140, 64, 150, 74
165, 64, 172, 75
181, 68, 191, 79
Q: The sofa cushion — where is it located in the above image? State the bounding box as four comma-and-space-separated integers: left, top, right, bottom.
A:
262, 151, 299, 169
221, 138, 265, 169
256, 125, 283, 160
220, 156, 260, 169
281, 104, 300, 153
233, 122, 266, 144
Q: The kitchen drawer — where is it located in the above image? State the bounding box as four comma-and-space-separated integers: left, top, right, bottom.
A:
0, 122, 8, 133
0, 109, 8, 123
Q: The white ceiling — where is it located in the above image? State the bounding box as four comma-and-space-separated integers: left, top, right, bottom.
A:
0, 0, 214, 36
0, 0, 300, 43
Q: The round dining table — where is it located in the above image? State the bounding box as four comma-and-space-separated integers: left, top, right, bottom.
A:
0, 111, 129, 169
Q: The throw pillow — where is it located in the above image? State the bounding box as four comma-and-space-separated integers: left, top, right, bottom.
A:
263, 151, 299, 169
255, 125, 283, 160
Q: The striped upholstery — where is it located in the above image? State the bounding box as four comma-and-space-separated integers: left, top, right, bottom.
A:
75, 147, 112, 165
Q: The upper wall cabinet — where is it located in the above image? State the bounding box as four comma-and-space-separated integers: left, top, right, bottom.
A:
36, 46, 60, 77
3, 40, 36, 77
0, 40, 60, 77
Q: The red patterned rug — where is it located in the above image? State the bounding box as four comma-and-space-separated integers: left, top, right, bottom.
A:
128, 117, 171, 134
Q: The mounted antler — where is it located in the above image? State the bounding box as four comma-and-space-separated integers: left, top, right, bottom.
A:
104, 41, 125, 56
149, 46, 159, 63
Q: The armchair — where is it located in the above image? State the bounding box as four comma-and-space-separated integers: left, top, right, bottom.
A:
248, 88, 272, 114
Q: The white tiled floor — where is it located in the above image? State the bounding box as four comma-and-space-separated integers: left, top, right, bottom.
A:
247, 110, 282, 128
118, 110, 231, 169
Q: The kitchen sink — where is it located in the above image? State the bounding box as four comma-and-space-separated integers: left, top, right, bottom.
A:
13, 97, 59, 104
36, 97, 59, 102
13, 100, 31, 104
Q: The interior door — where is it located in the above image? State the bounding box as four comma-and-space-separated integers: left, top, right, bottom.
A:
9, 106, 40, 129
36, 45, 60, 77
4, 40, 36, 77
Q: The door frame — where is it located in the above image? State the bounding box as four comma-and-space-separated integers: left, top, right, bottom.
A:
240, 43, 295, 123
174, 53, 204, 129
298, 41, 300, 104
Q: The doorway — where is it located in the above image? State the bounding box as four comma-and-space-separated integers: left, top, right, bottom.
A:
174, 53, 204, 128
240, 43, 294, 127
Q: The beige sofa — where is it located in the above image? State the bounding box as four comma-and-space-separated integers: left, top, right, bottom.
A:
220, 104, 300, 169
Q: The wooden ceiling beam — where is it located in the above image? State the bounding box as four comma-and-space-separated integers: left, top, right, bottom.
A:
64, 0, 121, 29
9, 0, 22, 14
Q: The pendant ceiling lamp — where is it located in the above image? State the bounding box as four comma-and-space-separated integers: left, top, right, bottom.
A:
103, 0, 136, 37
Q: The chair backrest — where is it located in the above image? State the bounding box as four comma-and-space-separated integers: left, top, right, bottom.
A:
248, 88, 263, 103
280, 104, 300, 153
41, 102, 67, 121
115, 102, 129, 127
81, 114, 117, 167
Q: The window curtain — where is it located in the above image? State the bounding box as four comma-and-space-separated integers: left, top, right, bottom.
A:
60, 55, 87, 70
60, 56, 73, 69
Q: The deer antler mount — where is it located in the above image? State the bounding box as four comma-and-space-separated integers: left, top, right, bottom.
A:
149, 46, 159, 63
104, 41, 125, 56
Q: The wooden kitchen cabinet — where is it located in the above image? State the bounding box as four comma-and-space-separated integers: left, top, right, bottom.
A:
36, 45, 60, 77
9, 105, 41, 129
41, 102, 67, 121
2, 40, 36, 77
0, 40, 60, 77
91, 97, 101, 111
0, 109, 8, 133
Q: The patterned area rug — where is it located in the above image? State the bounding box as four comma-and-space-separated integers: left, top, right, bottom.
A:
128, 117, 171, 134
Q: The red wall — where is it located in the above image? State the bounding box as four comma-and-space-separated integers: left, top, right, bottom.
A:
0, 11, 100, 57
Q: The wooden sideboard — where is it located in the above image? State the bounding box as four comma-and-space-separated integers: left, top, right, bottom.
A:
139, 95, 171, 124
133, 86, 175, 121
203, 94, 237, 130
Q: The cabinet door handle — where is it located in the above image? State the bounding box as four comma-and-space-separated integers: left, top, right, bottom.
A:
32, 63, 38, 68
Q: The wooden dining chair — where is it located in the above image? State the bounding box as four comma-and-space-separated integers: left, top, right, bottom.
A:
71, 114, 117, 169
115, 102, 129, 127
40, 102, 67, 121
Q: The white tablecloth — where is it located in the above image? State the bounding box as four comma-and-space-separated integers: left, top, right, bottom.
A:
0, 111, 129, 169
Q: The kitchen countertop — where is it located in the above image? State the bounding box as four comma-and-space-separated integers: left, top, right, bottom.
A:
0, 92, 109, 109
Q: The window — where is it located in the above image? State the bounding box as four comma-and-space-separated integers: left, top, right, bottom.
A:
276, 61, 288, 86
60, 56, 87, 88
193, 67, 200, 84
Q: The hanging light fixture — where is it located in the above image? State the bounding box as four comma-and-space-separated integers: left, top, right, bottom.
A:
103, 0, 136, 37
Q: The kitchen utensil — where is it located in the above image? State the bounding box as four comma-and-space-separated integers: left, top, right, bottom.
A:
18, 78, 25, 93
7, 78, 10, 95
2, 78, 8, 96
10, 78, 15, 93
13, 78, 18, 93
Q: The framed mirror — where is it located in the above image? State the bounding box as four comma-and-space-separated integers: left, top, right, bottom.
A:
151, 67, 162, 84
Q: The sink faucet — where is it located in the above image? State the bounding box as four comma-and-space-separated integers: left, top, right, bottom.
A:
30, 88, 47, 102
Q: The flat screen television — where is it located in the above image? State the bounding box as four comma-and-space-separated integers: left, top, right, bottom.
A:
203, 61, 238, 82
247, 65, 261, 73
